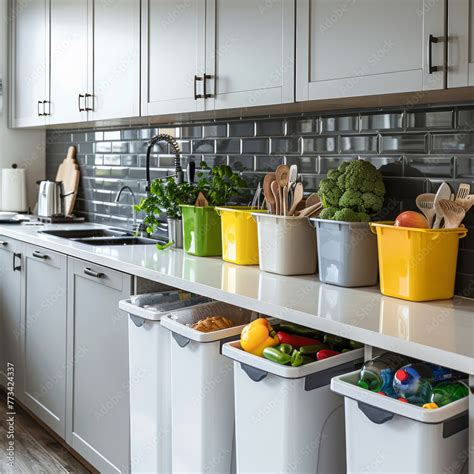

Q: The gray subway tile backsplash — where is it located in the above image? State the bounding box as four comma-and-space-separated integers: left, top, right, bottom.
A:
46, 104, 474, 298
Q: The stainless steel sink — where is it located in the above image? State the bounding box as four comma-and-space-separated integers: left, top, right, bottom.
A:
39, 228, 163, 246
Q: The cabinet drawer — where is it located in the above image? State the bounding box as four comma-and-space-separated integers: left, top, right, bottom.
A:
25, 245, 64, 270
72, 258, 127, 291
0, 235, 22, 254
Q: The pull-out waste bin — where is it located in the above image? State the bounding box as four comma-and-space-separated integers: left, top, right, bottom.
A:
331, 369, 469, 473
222, 340, 364, 473
121, 291, 207, 473
160, 301, 257, 474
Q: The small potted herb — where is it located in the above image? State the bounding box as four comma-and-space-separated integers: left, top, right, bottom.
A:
312, 159, 386, 287
135, 177, 198, 248
180, 163, 248, 257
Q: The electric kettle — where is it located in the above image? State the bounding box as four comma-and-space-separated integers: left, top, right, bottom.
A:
37, 181, 73, 217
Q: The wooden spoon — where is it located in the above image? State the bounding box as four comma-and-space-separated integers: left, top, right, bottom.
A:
288, 182, 304, 216
263, 173, 276, 213
416, 193, 436, 228
275, 165, 290, 215
439, 199, 466, 228
282, 185, 289, 216
271, 180, 280, 215
305, 193, 320, 208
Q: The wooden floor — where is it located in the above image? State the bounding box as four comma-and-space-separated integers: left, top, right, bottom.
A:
0, 391, 90, 473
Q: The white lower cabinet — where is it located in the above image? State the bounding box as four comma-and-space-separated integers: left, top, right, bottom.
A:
22, 245, 68, 437
66, 257, 132, 473
0, 237, 23, 395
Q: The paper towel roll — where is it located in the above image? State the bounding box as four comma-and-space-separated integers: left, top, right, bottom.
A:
1, 165, 27, 212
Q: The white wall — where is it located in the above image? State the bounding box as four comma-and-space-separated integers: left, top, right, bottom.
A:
0, 0, 45, 211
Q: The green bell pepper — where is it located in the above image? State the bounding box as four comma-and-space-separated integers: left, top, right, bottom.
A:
263, 347, 292, 365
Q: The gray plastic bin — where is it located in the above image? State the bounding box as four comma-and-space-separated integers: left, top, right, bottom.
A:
253, 213, 317, 276
312, 218, 378, 287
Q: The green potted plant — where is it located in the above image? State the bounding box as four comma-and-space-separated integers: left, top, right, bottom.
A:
180, 163, 247, 257
135, 177, 198, 249
312, 159, 386, 287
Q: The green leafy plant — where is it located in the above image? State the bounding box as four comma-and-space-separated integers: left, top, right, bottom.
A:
318, 160, 386, 222
135, 177, 198, 234
195, 162, 247, 206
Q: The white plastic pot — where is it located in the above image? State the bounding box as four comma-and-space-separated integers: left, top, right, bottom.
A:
331, 370, 469, 473
222, 341, 364, 473
121, 292, 207, 474
160, 301, 257, 474
252, 213, 317, 276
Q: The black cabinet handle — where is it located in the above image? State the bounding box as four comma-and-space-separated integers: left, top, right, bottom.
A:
78, 93, 85, 112
0, 241, 8, 247
12, 253, 21, 272
84, 267, 103, 278
37, 100, 44, 116
203, 74, 212, 99
32, 251, 48, 260
85, 93, 94, 111
428, 34, 441, 74
193, 75, 203, 100
43, 100, 50, 116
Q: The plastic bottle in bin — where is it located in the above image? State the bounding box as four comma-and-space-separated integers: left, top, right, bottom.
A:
393, 362, 463, 405
422, 381, 470, 409
357, 353, 412, 395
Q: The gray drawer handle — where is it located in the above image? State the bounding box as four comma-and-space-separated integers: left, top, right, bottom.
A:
32, 251, 49, 260
84, 267, 104, 278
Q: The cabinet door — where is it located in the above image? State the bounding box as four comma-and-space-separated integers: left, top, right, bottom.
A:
10, 0, 49, 127
89, 0, 140, 121
49, 0, 88, 124
448, 0, 474, 87
0, 238, 22, 395
22, 245, 67, 437
296, 0, 446, 101
205, 0, 295, 109
66, 259, 132, 473
141, 0, 206, 115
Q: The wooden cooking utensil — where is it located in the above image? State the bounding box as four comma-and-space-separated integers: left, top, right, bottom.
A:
305, 193, 320, 208
275, 164, 290, 215
433, 182, 452, 228
195, 192, 209, 207
455, 183, 471, 202
439, 199, 466, 229
416, 193, 436, 228
55, 145, 80, 216
271, 180, 281, 215
263, 173, 276, 213
282, 185, 289, 216
456, 194, 474, 213
298, 202, 323, 217
288, 182, 304, 216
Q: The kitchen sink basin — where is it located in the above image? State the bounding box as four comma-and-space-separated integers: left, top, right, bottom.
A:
39, 228, 164, 246
75, 237, 160, 246
40, 228, 132, 239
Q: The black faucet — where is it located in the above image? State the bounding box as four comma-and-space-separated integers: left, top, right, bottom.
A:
145, 133, 184, 192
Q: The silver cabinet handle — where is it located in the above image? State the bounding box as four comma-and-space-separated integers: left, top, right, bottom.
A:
428, 34, 442, 74
32, 250, 49, 260
84, 267, 104, 278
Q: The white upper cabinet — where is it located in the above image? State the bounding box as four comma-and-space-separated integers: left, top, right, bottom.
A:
49, 0, 88, 125
88, 0, 141, 121
141, 0, 206, 116
205, 0, 295, 109
447, 0, 474, 87
296, 0, 446, 101
10, 0, 50, 127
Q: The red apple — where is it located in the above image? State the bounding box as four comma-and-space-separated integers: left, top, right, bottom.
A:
394, 211, 429, 229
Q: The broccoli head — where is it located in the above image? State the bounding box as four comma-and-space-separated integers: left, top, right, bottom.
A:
339, 189, 363, 212
317, 177, 342, 208
319, 207, 338, 220
333, 208, 371, 222
337, 160, 385, 195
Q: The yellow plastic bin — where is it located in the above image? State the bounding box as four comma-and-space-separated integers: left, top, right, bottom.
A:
370, 223, 467, 302
215, 207, 266, 265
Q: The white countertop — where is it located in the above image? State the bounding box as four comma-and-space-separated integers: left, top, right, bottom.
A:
1, 222, 474, 373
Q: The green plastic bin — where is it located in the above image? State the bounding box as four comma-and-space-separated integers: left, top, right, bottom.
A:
180, 205, 222, 257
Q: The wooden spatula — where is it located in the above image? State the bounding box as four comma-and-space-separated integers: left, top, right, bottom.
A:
438, 199, 465, 229
195, 192, 209, 207
456, 194, 474, 213
55, 146, 80, 216
416, 193, 436, 228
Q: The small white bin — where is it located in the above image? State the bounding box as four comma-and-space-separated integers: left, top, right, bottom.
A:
331, 370, 469, 473
120, 291, 207, 474
160, 301, 257, 474
222, 341, 364, 473
252, 213, 317, 275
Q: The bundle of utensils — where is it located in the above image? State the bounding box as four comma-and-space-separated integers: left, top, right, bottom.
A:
259, 164, 322, 217
416, 182, 473, 229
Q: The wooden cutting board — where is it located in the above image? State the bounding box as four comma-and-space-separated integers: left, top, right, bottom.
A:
55, 146, 80, 216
